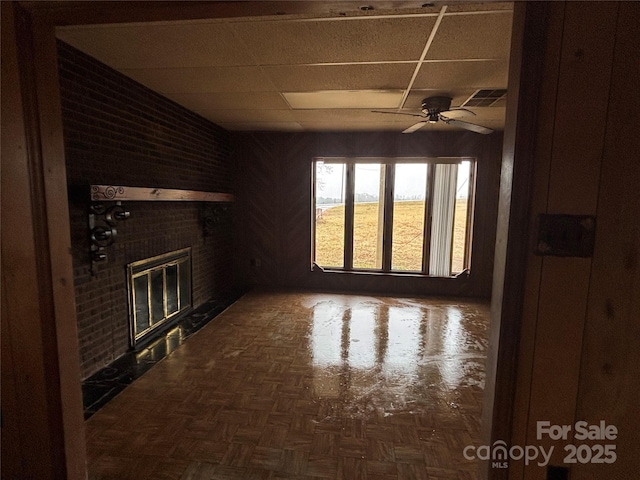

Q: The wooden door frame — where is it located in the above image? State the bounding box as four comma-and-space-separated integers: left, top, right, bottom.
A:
481, 3, 553, 479
5, 2, 546, 478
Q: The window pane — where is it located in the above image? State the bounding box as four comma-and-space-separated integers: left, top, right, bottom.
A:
178, 260, 190, 309
150, 269, 165, 323
452, 161, 472, 273
315, 162, 346, 268
353, 164, 385, 269
133, 275, 149, 336
392, 164, 427, 271
166, 264, 178, 315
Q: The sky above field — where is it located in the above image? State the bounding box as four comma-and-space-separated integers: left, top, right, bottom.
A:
316, 161, 470, 201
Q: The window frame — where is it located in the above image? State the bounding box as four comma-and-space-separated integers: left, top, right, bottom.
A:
312, 156, 476, 277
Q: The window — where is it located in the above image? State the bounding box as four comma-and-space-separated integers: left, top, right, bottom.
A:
313, 158, 475, 276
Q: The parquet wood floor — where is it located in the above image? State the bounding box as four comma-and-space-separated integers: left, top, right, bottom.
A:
85, 291, 490, 479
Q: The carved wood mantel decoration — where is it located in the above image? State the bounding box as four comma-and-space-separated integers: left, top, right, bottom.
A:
90, 185, 235, 203
88, 185, 235, 273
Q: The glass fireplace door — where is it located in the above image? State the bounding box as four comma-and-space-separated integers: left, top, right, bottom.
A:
128, 248, 191, 347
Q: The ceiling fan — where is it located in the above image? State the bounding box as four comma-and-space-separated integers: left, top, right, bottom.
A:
373, 96, 494, 135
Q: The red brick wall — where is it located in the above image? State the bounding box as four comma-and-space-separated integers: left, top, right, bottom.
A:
58, 41, 237, 378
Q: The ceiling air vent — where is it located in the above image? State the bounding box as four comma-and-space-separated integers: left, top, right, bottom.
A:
461, 89, 507, 107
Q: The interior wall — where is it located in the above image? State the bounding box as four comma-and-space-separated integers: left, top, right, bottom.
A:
503, 2, 640, 479
57, 41, 238, 378
2, 4, 87, 478
234, 130, 502, 298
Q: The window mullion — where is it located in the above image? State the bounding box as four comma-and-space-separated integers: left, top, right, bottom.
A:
344, 163, 355, 270
464, 161, 477, 271
311, 164, 317, 269
382, 163, 394, 271
422, 164, 435, 274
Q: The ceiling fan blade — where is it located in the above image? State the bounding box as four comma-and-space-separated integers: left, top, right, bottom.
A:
444, 107, 477, 116
442, 117, 493, 135
402, 122, 428, 134
371, 110, 425, 118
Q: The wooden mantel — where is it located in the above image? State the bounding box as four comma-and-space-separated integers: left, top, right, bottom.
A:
90, 185, 235, 202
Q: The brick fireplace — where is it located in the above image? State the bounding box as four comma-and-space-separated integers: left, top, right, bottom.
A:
58, 40, 239, 378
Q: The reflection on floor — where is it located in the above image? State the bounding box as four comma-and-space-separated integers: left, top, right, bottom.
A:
85, 291, 490, 479
82, 295, 243, 419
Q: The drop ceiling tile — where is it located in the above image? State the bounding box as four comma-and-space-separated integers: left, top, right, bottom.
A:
292, 109, 406, 123
297, 121, 404, 132
263, 63, 415, 92
120, 66, 274, 93
219, 122, 304, 131
404, 90, 477, 109
454, 106, 507, 122
426, 12, 512, 60
446, 2, 513, 13
169, 92, 289, 112
57, 22, 256, 68
412, 60, 509, 89
283, 90, 404, 109
229, 16, 437, 65
198, 109, 295, 123
56, 8, 511, 133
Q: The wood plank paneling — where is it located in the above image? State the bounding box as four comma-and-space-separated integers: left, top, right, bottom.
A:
281, 133, 317, 287
237, 134, 284, 287
573, 3, 640, 479
522, 3, 619, 475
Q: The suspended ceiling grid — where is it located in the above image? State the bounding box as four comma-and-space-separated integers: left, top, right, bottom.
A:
56, 2, 513, 132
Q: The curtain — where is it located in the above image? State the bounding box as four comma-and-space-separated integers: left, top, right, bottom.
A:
429, 163, 458, 276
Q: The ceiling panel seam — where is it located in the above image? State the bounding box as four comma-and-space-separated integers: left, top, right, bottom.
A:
399, 5, 447, 109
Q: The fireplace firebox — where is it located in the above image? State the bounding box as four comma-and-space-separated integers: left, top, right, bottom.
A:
127, 248, 191, 348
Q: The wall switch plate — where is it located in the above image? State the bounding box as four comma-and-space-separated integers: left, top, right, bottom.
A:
535, 214, 596, 257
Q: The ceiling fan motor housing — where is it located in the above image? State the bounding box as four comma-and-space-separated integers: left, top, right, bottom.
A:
421, 96, 453, 123
421, 96, 453, 115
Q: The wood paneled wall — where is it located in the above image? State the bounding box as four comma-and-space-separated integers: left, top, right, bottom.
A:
234, 130, 503, 298
495, 3, 640, 479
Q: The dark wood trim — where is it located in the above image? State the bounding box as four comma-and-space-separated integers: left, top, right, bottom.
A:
32, 11, 87, 480
310, 162, 317, 270
382, 163, 395, 272
19, 1, 444, 26
344, 163, 355, 269
464, 160, 477, 271
2, 3, 86, 479
481, 2, 552, 479
422, 164, 436, 273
